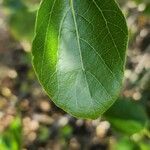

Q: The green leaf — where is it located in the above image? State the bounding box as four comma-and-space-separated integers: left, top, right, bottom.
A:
104, 99, 148, 135
113, 137, 139, 150
32, 0, 128, 119
139, 142, 150, 150
3, 0, 36, 42
0, 116, 22, 150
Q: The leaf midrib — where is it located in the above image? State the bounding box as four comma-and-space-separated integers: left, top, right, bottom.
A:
69, 0, 114, 114
69, 0, 115, 99
70, 0, 97, 113
70, 0, 85, 71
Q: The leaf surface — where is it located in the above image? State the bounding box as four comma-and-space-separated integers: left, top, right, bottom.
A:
32, 0, 128, 119
104, 99, 148, 134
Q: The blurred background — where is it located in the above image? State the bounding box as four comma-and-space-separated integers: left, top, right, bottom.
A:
0, 0, 150, 149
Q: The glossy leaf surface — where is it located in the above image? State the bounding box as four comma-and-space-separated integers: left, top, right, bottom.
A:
32, 0, 128, 119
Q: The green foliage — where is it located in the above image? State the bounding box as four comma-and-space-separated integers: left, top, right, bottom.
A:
104, 99, 148, 135
0, 116, 22, 150
3, 0, 36, 42
32, 0, 128, 119
38, 126, 50, 142
1, 0, 150, 149
59, 125, 73, 139
113, 137, 139, 150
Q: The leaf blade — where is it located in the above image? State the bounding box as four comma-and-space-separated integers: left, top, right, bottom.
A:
32, 0, 128, 119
